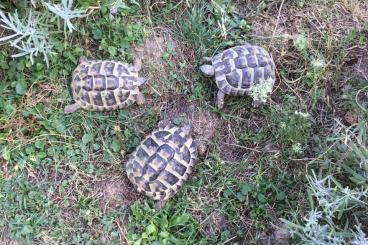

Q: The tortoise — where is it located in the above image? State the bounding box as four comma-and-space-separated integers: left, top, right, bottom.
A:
64, 57, 146, 114
200, 44, 276, 108
125, 123, 197, 208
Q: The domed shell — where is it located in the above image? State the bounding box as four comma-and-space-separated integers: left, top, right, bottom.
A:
211, 44, 276, 96
71, 59, 144, 111
126, 124, 197, 201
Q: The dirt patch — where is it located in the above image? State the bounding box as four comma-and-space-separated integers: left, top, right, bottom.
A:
187, 107, 222, 153
216, 112, 266, 163
258, 223, 291, 245
93, 175, 142, 209
0, 159, 11, 181
159, 94, 223, 154
343, 44, 368, 81
190, 209, 228, 237
132, 27, 196, 95
203, 211, 227, 237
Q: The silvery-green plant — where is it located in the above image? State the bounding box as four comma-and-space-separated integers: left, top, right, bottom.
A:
281, 210, 364, 244
45, 0, 86, 35
282, 117, 368, 244
351, 225, 368, 245
307, 171, 368, 218
31, 0, 38, 7
249, 77, 274, 103
0, 10, 54, 66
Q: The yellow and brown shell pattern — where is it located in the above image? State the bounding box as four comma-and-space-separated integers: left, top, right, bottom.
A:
212, 45, 276, 96
126, 124, 197, 201
65, 58, 145, 113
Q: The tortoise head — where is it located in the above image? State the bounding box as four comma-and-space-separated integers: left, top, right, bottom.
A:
199, 64, 215, 77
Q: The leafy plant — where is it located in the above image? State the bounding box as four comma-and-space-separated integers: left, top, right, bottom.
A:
179, 4, 221, 56
127, 202, 199, 244
266, 97, 313, 155
0, 10, 54, 66
45, 0, 86, 35
282, 107, 368, 243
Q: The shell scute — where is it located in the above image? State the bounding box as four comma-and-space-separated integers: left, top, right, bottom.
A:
103, 61, 115, 75
94, 75, 107, 91
80, 92, 91, 104
82, 76, 94, 91
256, 53, 269, 67
234, 56, 248, 69
233, 46, 248, 56
106, 76, 119, 90
117, 90, 130, 103
214, 59, 232, 76
226, 70, 241, 88
245, 54, 258, 68
171, 160, 187, 176
91, 62, 102, 74
105, 91, 117, 106
163, 171, 179, 186
116, 64, 130, 76
253, 67, 265, 84
221, 49, 237, 60
92, 92, 103, 106
143, 137, 160, 150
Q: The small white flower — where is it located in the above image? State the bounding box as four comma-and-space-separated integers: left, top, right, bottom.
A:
292, 142, 302, 154
311, 58, 326, 71
294, 111, 309, 118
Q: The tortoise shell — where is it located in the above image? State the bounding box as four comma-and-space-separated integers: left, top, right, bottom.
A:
211, 44, 276, 96
126, 124, 197, 201
64, 58, 145, 113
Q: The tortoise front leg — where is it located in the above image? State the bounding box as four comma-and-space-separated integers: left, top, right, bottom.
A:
201, 57, 212, 64
216, 90, 225, 109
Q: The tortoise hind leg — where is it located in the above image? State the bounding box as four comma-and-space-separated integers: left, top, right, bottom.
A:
155, 199, 167, 210
79, 56, 88, 64
252, 99, 262, 108
64, 103, 81, 114
131, 57, 142, 72
216, 90, 225, 109
135, 91, 145, 105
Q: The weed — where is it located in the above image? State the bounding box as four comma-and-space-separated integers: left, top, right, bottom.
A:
127, 202, 199, 244
0, 10, 54, 66
282, 84, 368, 243
83, 8, 146, 59
265, 96, 313, 156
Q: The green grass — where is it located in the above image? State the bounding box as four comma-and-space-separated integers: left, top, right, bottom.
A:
1, 0, 368, 244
